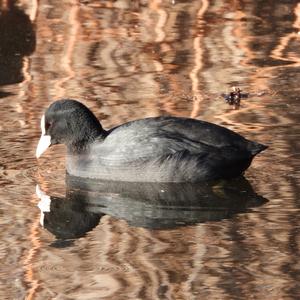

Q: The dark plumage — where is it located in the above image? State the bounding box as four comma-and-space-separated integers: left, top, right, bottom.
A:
36, 99, 267, 182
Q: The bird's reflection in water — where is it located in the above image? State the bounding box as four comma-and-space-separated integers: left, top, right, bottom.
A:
36, 176, 268, 247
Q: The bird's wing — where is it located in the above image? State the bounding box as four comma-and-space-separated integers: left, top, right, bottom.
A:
94, 116, 246, 164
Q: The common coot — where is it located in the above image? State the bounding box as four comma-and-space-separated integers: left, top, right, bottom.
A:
36, 99, 267, 182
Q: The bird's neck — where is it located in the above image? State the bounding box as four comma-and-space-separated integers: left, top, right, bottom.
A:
67, 127, 107, 154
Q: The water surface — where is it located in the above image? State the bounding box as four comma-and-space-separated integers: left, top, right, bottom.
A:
1, 1, 300, 299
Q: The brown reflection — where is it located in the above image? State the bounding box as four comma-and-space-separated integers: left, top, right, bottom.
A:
22, 217, 40, 300
1, 0, 300, 299
54, 0, 79, 99
271, 3, 300, 64
189, 0, 208, 118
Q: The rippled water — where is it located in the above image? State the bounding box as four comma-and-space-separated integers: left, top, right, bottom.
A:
1, 1, 300, 299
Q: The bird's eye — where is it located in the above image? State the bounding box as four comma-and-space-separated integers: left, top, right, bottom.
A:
45, 122, 52, 131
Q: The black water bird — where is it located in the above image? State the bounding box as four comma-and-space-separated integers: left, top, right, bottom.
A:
36, 99, 267, 182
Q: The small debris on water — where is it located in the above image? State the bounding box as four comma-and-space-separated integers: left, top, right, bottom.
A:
221, 87, 249, 108
221, 87, 272, 108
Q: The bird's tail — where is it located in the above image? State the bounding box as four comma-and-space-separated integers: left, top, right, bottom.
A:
248, 141, 268, 156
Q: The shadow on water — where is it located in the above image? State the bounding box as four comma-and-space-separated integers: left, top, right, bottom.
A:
0, 0, 36, 89
36, 176, 267, 247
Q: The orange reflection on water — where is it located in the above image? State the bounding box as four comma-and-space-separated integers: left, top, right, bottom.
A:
22, 209, 41, 300
189, 0, 208, 119
1, 1, 300, 299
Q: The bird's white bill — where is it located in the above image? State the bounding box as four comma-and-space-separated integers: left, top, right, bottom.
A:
36, 114, 51, 158
36, 134, 51, 158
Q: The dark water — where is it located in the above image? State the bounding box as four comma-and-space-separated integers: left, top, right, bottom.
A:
1, 1, 300, 299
